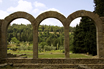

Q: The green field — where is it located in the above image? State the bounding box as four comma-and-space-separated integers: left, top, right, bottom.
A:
7, 50, 93, 58
0, 50, 93, 69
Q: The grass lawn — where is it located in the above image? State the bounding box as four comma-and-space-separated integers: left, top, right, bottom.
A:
39, 54, 65, 58
7, 50, 93, 58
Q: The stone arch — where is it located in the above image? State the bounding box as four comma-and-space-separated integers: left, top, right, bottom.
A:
36, 11, 66, 27
36, 11, 70, 58
66, 10, 103, 58
1, 11, 37, 58
1, 10, 103, 59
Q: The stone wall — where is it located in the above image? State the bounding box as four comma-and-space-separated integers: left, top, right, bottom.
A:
0, 10, 104, 59
1, 58, 104, 69
0, 19, 3, 59
4, 58, 104, 64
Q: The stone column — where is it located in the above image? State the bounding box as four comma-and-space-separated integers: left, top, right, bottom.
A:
99, 17, 104, 58
97, 31, 104, 58
0, 20, 2, 59
33, 25, 38, 59
0, 19, 7, 59
64, 25, 69, 58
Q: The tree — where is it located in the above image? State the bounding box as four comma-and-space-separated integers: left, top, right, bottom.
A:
94, 0, 104, 16
73, 17, 96, 55
18, 45, 28, 51
39, 42, 47, 49
69, 32, 74, 51
46, 36, 51, 46
72, 0, 104, 55
10, 37, 20, 44
7, 24, 75, 51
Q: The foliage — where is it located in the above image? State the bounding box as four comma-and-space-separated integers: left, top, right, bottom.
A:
28, 45, 33, 50
94, 0, 104, 16
8, 24, 33, 42
44, 45, 56, 51
73, 17, 96, 55
18, 45, 28, 51
39, 42, 47, 49
8, 24, 75, 51
10, 44, 17, 51
69, 32, 74, 51
72, 0, 104, 55
38, 45, 43, 52
8, 24, 75, 43
10, 37, 20, 44
59, 46, 64, 50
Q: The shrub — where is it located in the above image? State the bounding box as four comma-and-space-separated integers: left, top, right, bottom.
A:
59, 46, 64, 50
62, 50, 65, 53
38, 45, 43, 52
28, 45, 33, 50
44, 45, 56, 51
44, 45, 51, 51
18, 45, 28, 51
11, 45, 17, 51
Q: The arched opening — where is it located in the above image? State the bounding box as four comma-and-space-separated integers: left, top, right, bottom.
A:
38, 18, 65, 58
36, 11, 68, 58
69, 17, 97, 58
1, 11, 36, 59
66, 10, 103, 58
7, 18, 33, 58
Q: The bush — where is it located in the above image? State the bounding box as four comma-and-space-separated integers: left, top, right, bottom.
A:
59, 46, 64, 50
11, 45, 17, 51
10, 37, 20, 44
50, 46, 56, 50
28, 45, 33, 50
62, 50, 65, 53
18, 45, 28, 51
44, 45, 51, 51
38, 45, 43, 52
44, 45, 56, 51
39, 42, 47, 49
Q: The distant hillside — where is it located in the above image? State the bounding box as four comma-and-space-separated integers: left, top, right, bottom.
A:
7, 24, 75, 42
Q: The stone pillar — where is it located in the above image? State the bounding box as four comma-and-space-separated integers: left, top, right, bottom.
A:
99, 17, 104, 58
64, 25, 69, 58
33, 25, 38, 59
1, 22, 7, 58
97, 32, 104, 58
0, 19, 7, 59
0, 20, 2, 59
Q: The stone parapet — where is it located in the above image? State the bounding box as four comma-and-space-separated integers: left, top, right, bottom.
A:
3, 58, 104, 64
1, 58, 104, 69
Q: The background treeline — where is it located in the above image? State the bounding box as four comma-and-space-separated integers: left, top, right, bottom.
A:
7, 24, 75, 42
7, 24, 75, 51
8, 24, 33, 42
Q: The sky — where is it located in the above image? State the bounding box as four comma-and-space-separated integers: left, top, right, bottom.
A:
0, 0, 94, 27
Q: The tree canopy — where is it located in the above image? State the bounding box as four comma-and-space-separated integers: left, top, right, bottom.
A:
8, 24, 75, 51
72, 0, 104, 55
72, 17, 96, 55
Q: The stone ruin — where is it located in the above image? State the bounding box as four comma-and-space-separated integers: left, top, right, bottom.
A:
0, 10, 104, 69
